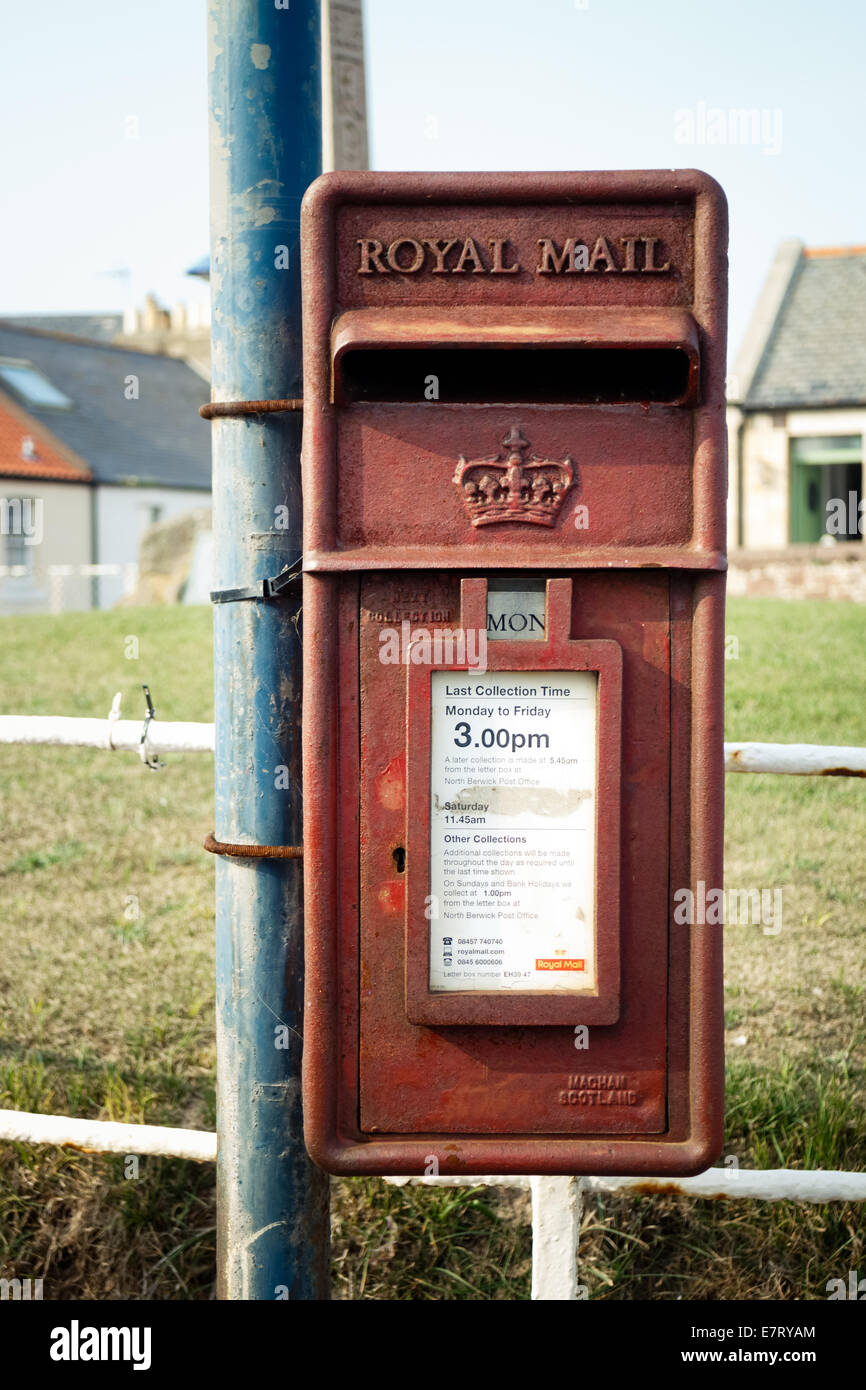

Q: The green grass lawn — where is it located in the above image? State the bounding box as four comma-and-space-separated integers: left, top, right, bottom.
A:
0, 598, 864, 1299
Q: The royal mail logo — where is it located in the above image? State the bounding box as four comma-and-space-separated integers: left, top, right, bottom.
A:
454, 428, 574, 528
537, 958, 585, 971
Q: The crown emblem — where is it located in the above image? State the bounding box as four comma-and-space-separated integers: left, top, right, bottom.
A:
453, 427, 574, 528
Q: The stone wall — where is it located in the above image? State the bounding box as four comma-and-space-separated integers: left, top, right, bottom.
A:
728, 543, 866, 602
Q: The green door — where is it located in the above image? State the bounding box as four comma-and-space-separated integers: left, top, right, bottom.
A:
790, 462, 824, 542
789, 436, 863, 542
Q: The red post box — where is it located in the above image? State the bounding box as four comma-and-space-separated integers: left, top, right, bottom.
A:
300, 171, 727, 1176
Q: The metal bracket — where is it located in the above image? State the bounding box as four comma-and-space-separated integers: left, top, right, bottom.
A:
210, 561, 302, 606
140, 685, 164, 770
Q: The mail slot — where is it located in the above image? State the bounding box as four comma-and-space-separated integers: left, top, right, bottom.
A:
300, 171, 727, 1176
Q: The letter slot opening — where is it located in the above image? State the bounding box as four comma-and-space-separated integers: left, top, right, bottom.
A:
336, 346, 694, 406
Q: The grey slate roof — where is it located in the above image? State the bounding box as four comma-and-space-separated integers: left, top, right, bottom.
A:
0, 323, 211, 488
745, 250, 866, 410
4, 314, 123, 343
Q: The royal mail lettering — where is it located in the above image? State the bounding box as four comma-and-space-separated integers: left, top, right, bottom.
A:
356, 233, 673, 276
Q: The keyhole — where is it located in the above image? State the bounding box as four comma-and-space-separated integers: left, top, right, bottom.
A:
392, 847, 406, 873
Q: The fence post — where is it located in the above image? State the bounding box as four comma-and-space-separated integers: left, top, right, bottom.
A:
207, 0, 328, 1300
49, 569, 63, 615
530, 1176, 585, 1300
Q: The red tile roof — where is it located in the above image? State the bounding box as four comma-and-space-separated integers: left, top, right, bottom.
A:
0, 390, 90, 482
803, 245, 866, 259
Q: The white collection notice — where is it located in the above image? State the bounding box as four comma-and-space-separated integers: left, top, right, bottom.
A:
429, 670, 598, 993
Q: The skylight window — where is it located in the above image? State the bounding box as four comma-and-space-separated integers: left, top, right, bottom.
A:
0, 358, 73, 409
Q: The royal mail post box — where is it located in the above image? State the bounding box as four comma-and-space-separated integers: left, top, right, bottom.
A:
300, 171, 727, 1176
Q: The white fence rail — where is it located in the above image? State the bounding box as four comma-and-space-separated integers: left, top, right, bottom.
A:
0, 1108, 216, 1163
0, 563, 138, 614
2, 715, 864, 777
0, 715, 215, 755
1, 717, 864, 1299
389, 1167, 866, 1204
724, 741, 866, 776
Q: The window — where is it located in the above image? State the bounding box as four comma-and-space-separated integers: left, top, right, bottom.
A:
0, 357, 73, 409
2, 498, 36, 577
5, 527, 32, 572
789, 436, 863, 543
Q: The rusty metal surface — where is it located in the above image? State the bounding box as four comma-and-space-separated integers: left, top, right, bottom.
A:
300, 170, 727, 1176
331, 304, 701, 349
200, 399, 304, 419
304, 543, 726, 572
356, 571, 667, 1138
300, 169, 727, 571
331, 306, 701, 408
203, 832, 304, 860
332, 407, 695, 554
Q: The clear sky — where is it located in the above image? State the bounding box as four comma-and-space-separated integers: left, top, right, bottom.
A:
1, 0, 864, 358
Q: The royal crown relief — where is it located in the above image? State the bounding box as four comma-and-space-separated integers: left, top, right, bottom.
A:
356, 234, 673, 275
454, 428, 574, 528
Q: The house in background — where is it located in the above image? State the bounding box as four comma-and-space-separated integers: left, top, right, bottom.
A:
118, 293, 211, 379
728, 242, 866, 549
0, 387, 92, 613
0, 0, 373, 614
0, 322, 211, 609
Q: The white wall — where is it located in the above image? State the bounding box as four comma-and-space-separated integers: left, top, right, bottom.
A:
741, 413, 789, 548
0, 480, 91, 614
95, 485, 210, 608
726, 406, 742, 546
786, 408, 866, 441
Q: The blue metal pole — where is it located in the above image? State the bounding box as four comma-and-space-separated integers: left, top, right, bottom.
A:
207, 0, 328, 1300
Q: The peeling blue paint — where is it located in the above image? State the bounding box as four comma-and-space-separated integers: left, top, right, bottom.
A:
208, 0, 327, 1301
